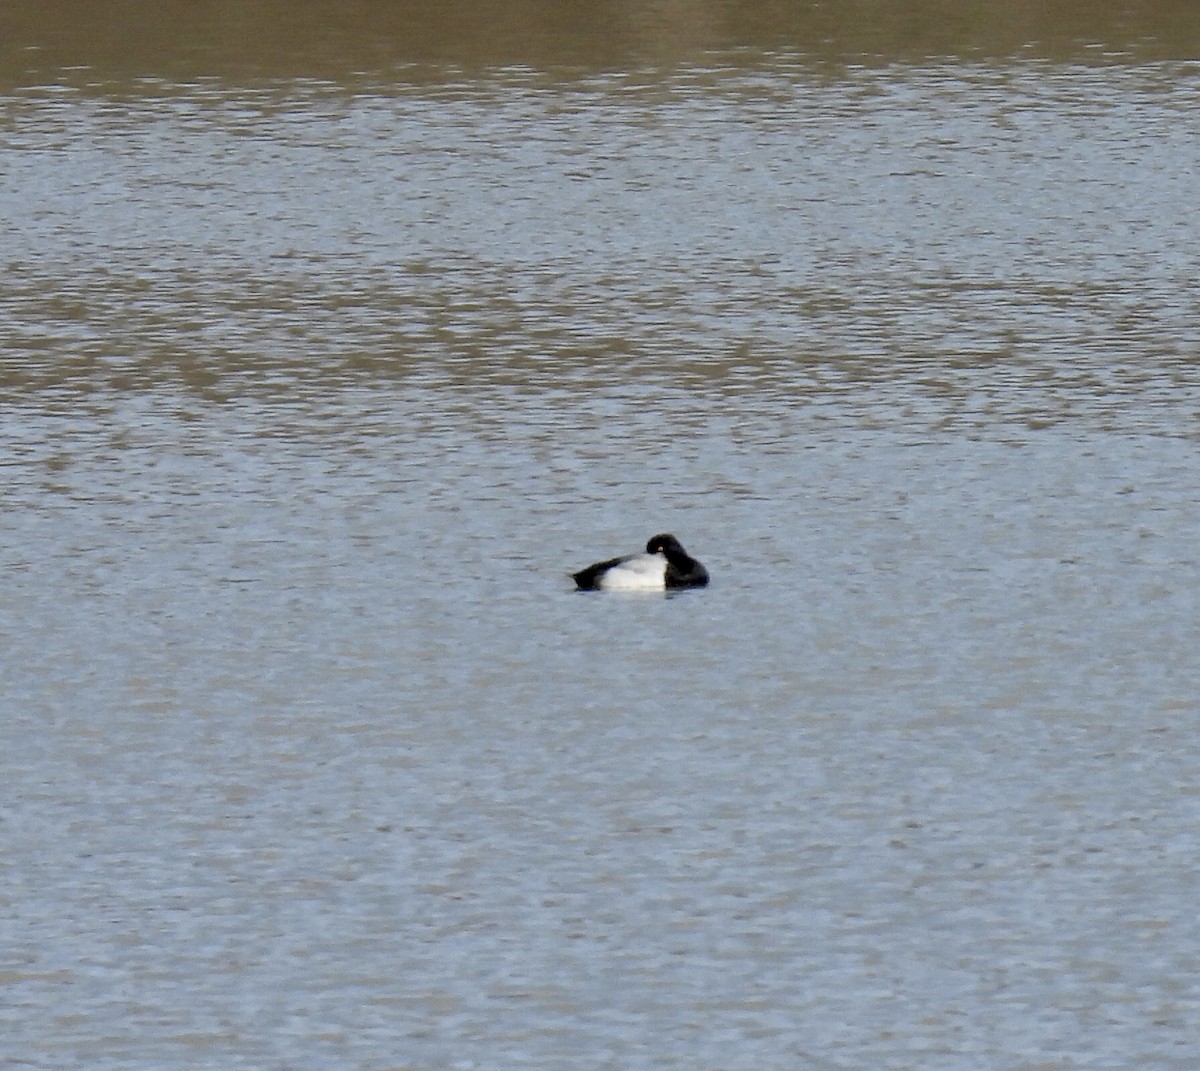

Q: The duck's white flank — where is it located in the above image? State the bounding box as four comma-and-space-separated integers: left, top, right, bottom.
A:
597, 554, 668, 591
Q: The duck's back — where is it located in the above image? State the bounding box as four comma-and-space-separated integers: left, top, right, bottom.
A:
573, 553, 667, 591
596, 554, 668, 591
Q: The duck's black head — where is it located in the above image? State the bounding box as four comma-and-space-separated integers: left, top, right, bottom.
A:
646, 533, 685, 557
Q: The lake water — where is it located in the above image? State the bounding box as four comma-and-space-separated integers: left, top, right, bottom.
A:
3, 3, 1200, 1069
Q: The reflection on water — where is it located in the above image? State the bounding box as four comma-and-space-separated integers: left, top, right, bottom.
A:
4, 12, 1200, 1071
4, 0, 1200, 84
4, 61, 1199, 435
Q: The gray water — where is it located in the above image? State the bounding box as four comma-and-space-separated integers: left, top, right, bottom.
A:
4, 7, 1200, 1069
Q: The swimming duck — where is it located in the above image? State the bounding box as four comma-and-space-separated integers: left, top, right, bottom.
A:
572, 534, 709, 591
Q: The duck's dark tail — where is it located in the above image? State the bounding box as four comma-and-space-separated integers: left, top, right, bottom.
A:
571, 555, 624, 590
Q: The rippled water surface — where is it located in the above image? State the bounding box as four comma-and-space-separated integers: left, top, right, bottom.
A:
4, 4, 1200, 1068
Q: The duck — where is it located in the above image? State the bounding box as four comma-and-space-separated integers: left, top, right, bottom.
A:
572, 533, 709, 591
